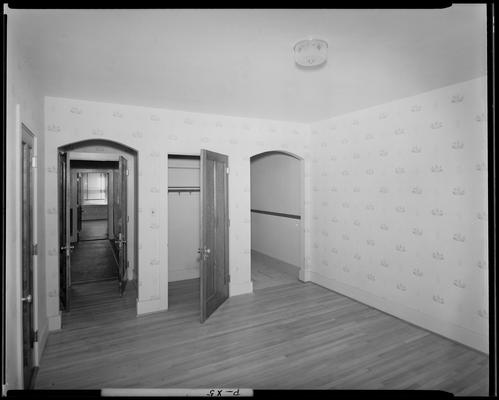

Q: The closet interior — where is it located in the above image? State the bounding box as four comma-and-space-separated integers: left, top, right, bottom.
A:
167, 154, 201, 283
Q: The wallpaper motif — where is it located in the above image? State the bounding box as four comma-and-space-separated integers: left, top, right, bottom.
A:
309, 77, 488, 344
44, 97, 311, 317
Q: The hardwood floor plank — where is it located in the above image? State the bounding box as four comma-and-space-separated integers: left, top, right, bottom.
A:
35, 277, 488, 394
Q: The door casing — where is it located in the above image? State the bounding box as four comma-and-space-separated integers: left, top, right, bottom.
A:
21, 124, 35, 388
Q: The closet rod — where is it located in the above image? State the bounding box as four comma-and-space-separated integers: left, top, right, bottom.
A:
167, 166, 200, 170
168, 188, 200, 193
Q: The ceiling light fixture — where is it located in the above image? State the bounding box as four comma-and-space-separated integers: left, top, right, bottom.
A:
293, 38, 328, 67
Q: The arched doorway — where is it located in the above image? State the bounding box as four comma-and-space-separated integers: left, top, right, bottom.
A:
57, 139, 138, 324
250, 150, 305, 290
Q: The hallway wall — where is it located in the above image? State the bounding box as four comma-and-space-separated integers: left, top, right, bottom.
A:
43, 97, 312, 323
309, 77, 488, 352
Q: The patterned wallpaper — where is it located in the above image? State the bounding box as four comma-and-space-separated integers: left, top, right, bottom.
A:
309, 77, 488, 352
43, 76, 487, 352
44, 97, 312, 320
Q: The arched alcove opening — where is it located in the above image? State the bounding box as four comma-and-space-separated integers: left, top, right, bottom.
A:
250, 150, 305, 290
57, 139, 139, 325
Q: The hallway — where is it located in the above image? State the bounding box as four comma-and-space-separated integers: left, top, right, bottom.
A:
251, 250, 299, 291
79, 220, 108, 241
71, 238, 118, 284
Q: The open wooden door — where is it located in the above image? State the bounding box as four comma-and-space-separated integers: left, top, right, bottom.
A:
199, 150, 229, 323
76, 172, 82, 241
21, 126, 35, 388
58, 151, 71, 311
114, 156, 128, 296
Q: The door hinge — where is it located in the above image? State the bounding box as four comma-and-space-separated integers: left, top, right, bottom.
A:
126, 169, 129, 176
32, 243, 38, 256
226, 274, 231, 283
226, 167, 230, 174
127, 215, 130, 223
33, 330, 38, 343
31, 156, 37, 168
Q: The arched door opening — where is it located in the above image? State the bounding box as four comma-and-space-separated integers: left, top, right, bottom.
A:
250, 151, 304, 290
57, 139, 138, 326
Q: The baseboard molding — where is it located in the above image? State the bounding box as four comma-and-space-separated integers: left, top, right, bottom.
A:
299, 268, 312, 282
229, 280, 253, 297
36, 321, 49, 366
168, 267, 199, 282
251, 250, 300, 278
310, 271, 488, 354
137, 297, 167, 315
47, 313, 61, 331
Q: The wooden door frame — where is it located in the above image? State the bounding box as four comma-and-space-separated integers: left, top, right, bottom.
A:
56, 141, 138, 319
20, 123, 38, 388
165, 152, 202, 313
71, 167, 114, 240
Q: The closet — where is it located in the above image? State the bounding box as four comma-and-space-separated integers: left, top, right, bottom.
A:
167, 155, 201, 282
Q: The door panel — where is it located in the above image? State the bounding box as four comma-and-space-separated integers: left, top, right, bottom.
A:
112, 169, 119, 255
200, 150, 229, 323
76, 173, 82, 236
69, 170, 79, 243
58, 151, 71, 311
21, 129, 34, 388
115, 156, 128, 295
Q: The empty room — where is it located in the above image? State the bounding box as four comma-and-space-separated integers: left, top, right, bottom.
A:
2, 6, 494, 396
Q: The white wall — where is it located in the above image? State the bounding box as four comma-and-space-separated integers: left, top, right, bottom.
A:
5, 10, 46, 390
251, 213, 301, 267
43, 96, 312, 320
168, 158, 201, 282
251, 153, 301, 214
309, 77, 488, 353
251, 153, 301, 266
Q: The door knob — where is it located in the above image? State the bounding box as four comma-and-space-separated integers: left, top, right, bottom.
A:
22, 294, 32, 303
60, 245, 75, 251
198, 247, 211, 260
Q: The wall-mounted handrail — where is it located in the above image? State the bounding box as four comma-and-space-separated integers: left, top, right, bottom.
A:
250, 209, 301, 220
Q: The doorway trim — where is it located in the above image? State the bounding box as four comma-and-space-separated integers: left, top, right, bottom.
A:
20, 123, 38, 388
249, 149, 307, 285
56, 139, 139, 320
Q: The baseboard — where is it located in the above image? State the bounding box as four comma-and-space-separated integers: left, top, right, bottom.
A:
229, 280, 253, 297
137, 297, 167, 315
36, 321, 49, 366
310, 271, 488, 354
299, 268, 312, 282
168, 267, 199, 282
251, 250, 300, 278
47, 313, 61, 331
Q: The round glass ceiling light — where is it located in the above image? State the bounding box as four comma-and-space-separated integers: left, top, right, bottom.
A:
293, 38, 328, 67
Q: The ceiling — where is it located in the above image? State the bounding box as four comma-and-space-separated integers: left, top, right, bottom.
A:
7, 6, 487, 123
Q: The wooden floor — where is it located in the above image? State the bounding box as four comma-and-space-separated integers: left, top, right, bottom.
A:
251, 250, 299, 290
35, 275, 489, 394
71, 239, 118, 284
79, 219, 108, 241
